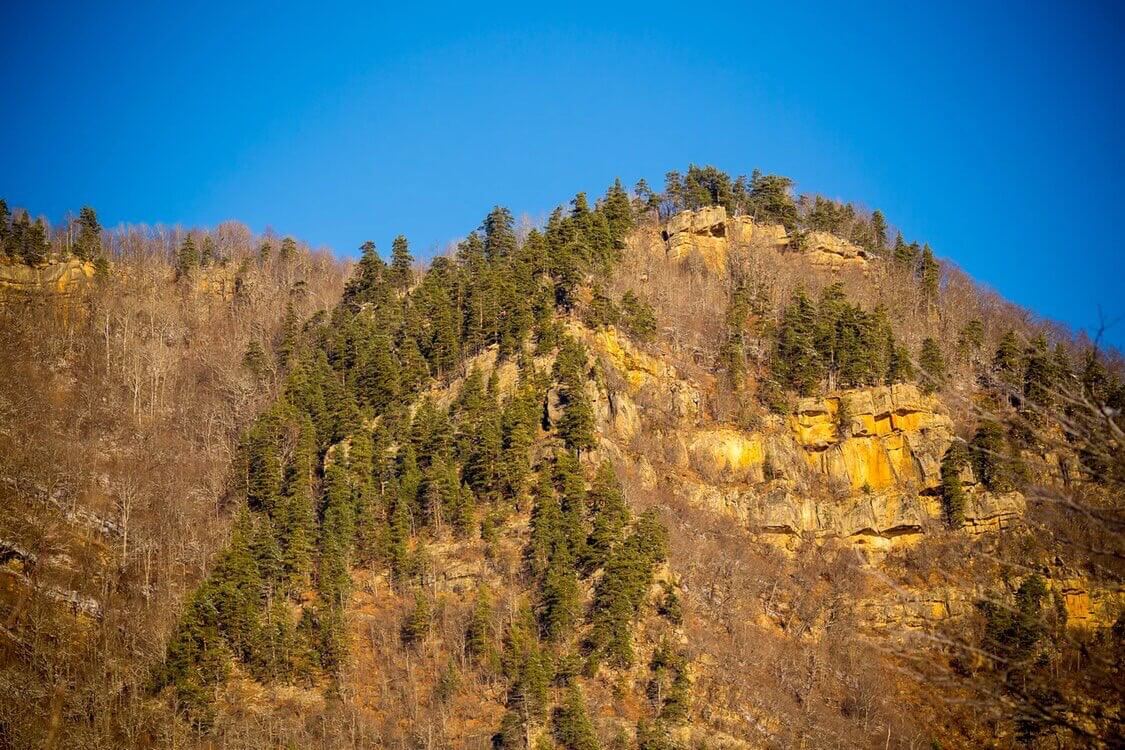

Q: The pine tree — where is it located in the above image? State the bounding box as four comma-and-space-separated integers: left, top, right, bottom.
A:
585, 461, 629, 570
389, 234, 413, 293
484, 206, 518, 260
649, 640, 690, 724
970, 420, 1025, 492
538, 542, 581, 642
620, 290, 657, 341
1022, 334, 1056, 410
74, 206, 102, 262
344, 240, 384, 304
919, 337, 946, 394
774, 290, 821, 395
991, 331, 1025, 404
401, 591, 432, 646
466, 586, 497, 669
746, 171, 798, 229
555, 337, 597, 454
602, 178, 634, 248
20, 215, 49, 265
279, 236, 297, 262
200, 236, 216, 266
869, 209, 887, 252
0, 199, 10, 259
176, 234, 200, 280
553, 684, 601, 750
918, 244, 940, 305
941, 441, 969, 528
636, 719, 675, 750
527, 470, 564, 580
958, 319, 986, 370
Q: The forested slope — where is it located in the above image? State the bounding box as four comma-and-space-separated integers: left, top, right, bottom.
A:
0, 167, 1121, 749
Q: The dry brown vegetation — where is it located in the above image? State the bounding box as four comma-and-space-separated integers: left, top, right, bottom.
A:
0, 225, 346, 748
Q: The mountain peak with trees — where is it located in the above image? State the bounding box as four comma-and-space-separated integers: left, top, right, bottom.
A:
1, 164, 1121, 749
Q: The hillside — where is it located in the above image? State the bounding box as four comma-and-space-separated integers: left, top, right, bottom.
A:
0, 168, 1121, 750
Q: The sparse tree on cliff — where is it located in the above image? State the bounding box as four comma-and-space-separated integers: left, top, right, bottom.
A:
74, 206, 102, 262
919, 337, 947, 394
176, 234, 200, 279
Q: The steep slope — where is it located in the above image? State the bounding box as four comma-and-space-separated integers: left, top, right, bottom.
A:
2, 168, 1122, 750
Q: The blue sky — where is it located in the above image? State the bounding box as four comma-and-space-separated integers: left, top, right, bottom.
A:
2, 1, 1123, 345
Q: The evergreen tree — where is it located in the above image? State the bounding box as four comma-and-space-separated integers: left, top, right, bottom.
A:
466, 586, 497, 669
0, 199, 10, 258
18, 214, 49, 265
970, 420, 1026, 492
773, 290, 821, 395
401, 591, 432, 646
940, 441, 969, 528
587, 510, 668, 667
389, 234, 413, 293
73, 205, 102, 262
538, 541, 581, 642
919, 337, 947, 394
918, 244, 940, 305
527, 471, 564, 580
1022, 334, 1056, 410
176, 234, 200, 279
620, 290, 657, 341
886, 339, 915, 384
649, 640, 690, 724
602, 178, 634, 247
484, 206, 518, 260
555, 337, 597, 454
636, 720, 675, 750
869, 209, 887, 252
279, 236, 297, 262
991, 331, 1025, 403
746, 171, 798, 229
200, 236, 216, 266
553, 684, 601, 750
585, 461, 629, 570
344, 240, 384, 304
958, 319, 986, 370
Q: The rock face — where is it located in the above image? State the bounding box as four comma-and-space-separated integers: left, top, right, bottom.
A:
661, 208, 872, 273
789, 385, 952, 492
582, 327, 1024, 552
191, 266, 239, 301
0, 258, 96, 298
801, 230, 870, 270
661, 206, 788, 272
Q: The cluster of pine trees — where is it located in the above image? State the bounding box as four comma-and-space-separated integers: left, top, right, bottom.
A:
0, 199, 107, 271
488, 457, 676, 748
152, 180, 683, 744
938, 326, 1125, 527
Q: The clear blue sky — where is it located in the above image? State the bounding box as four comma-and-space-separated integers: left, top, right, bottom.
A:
2, 1, 1123, 345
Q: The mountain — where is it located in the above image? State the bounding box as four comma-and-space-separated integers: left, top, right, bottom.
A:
0, 168, 1121, 749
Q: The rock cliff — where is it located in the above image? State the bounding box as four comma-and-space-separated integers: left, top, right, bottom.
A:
660, 206, 870, 273
661, 205, 788, 272
0, 257, 96, 298
582, 326, 1023, 554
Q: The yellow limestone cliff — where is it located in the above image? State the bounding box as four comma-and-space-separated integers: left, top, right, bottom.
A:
0, 257, 96, 298
660, 205, 788, 272
583, 326, 1024, 552
659, 206, 870, 273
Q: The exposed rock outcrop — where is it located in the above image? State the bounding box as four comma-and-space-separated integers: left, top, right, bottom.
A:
661, 206, 788, 272
800, 230, 871, 270
582, 327, 1025, 552
0, 257, 96, 298
660, 207, 873, 273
